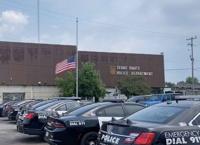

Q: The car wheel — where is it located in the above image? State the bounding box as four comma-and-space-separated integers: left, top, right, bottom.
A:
80, 132, 98, 145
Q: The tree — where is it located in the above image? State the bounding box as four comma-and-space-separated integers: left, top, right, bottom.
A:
55, 72, 75, 96
186, 77, 199, 84
78, 63, 106, 101
165, 82, 176, 88
118, 76, 151, 97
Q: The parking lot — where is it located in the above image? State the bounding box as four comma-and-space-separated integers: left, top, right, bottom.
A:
0, 117, 47, 145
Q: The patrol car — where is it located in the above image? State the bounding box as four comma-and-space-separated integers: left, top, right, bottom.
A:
98, 100, 200, 145
44, 102, 144, 145
17, 100, 80, 136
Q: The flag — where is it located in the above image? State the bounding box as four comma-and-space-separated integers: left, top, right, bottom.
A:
55, 56, 76, 74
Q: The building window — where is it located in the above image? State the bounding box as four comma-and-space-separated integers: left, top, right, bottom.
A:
110, 56, 118, 63
91, 54, 98, 63
80, 54, 89, 62
41, 47, 51, 55
101, 55, 108, 62
13, 48, 24, 62
0, 47, 11, 64
27, 46, 38, 60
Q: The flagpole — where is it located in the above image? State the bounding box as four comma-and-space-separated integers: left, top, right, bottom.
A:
76, 17, 79, 97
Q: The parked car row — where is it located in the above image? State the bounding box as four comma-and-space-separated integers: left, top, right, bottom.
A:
98, 100, 200, 145
17, 99, 81, 136
127, 93, 182, 106
0, 97, 146, 145
44, 102, 145, 145
2, 95, 200, 145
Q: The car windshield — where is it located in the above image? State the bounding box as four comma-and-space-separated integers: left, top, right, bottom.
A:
126, 106, 186, 124
147, 96, 161, 101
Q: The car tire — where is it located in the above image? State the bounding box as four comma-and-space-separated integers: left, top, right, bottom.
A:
80, 132, 98, 145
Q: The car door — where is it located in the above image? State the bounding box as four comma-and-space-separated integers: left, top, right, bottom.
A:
95, 104, 125, 127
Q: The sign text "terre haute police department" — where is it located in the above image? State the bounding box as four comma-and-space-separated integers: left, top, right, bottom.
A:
110, 65, 153, 76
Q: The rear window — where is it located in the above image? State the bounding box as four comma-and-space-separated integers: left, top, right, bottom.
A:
126, 106, 185, 123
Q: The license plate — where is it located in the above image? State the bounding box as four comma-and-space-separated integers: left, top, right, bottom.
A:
38, 115, 47, 119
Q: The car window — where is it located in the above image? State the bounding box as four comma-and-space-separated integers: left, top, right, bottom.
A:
147, 96, 160, 101
191, 114, 200, 125
164, 95, 172, 101
126, 106, 186, 123
67, 102, 80, 110
124, 104, 144, 116
103, 105, 124, 117
96, 108, 106, 116
67, 103, 109, 116
56, 104, 67, 111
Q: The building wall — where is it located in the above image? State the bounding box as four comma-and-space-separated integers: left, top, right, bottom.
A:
79, 51, 165, 88
0, 41, 76, 86
0, 86, 60, 103
0, 41, 165, 88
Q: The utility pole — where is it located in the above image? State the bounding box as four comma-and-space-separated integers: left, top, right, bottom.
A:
76, 17, 79, 98
37, 0, 40, 43
186, 36, 197, 94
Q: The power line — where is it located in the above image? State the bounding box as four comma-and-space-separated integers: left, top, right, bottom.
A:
0, 0, 194, 39
165, 68, 191, 71
165, 67, 200, 71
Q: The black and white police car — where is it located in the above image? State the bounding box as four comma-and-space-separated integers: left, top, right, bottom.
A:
44, 102, 144, 145
98, 100, 200, 145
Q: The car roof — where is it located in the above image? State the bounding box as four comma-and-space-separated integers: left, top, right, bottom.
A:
45, 100, 78, 110
35, 100, 63, 111
31, 99, 56, 109
175, 95, 200, 100
155, 100, 200, 108
102, 99, 125, 103
50, 97, 81, 100
123, 102, 145, 107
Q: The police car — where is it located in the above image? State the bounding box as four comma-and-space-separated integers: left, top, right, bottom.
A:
17, 100, 80, 136
98, 100, 200, 145
44, 102, 144, 145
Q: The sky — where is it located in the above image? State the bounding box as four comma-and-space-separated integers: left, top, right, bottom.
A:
0, 0, 200, 83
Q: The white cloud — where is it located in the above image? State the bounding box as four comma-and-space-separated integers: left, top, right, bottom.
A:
0, 10, 28, 36
0, 10, 28, 25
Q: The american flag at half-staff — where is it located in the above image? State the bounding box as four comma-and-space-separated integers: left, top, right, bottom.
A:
55, 56, 76, 74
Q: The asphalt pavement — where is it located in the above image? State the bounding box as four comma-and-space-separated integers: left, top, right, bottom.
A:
0, 117, 48, 145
